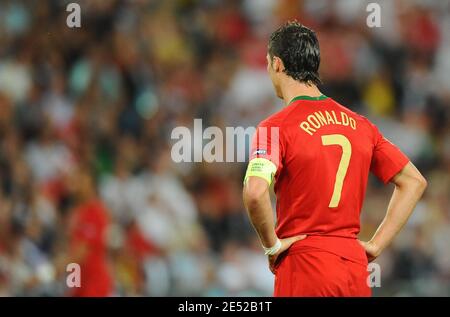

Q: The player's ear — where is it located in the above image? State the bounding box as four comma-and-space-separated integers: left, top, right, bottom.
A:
272, 56, 284, 73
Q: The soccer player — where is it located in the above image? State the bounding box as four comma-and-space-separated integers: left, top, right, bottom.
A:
242, 21, 427, 297
68, 169, 113, 297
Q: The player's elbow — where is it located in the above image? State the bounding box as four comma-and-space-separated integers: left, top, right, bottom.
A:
393, 163, 427, 196
408, 170, 427, 194
243, 177, 269, 208
415, 174, 427, 193
243, 188, 265, 208
398, 171, 427, 195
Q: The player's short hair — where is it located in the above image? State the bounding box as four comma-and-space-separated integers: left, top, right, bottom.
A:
268, 21, 321, 86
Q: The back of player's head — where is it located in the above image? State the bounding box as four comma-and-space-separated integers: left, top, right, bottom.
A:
268, 21, 321, 86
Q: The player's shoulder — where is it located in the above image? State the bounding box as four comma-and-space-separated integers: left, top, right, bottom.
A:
329, 98, 377, 132
257, 104, 296, 128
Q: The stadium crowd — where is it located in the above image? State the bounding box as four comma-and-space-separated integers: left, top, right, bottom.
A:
0, 0, 449, 296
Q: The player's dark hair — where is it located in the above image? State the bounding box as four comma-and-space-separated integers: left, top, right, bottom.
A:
268, 21, 321, 86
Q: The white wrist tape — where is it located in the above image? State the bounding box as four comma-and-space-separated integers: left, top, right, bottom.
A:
263, 239, 281, 256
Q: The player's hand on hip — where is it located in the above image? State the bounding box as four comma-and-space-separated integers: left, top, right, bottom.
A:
268, 235, 307, 274
358, 240, 381, 262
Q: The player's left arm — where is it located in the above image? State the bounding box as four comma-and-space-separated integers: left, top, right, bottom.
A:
243, 175, 277, 248
243, 160, 305, 273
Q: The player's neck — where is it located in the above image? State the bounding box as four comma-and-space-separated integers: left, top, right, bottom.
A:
280, 80, 323, 105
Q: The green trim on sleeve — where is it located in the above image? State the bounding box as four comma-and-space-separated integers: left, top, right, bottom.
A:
244, 158, 277, 185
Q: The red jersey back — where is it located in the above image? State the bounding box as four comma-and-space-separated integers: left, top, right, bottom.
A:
249, 95, 409, 263
69, 199, 113, 297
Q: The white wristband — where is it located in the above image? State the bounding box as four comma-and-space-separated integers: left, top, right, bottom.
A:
263, 239, 281, 256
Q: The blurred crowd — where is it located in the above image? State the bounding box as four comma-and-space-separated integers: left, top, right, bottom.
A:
0, 0, 449, 296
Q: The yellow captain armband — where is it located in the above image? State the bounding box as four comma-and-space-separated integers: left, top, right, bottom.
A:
243, 158, 277, 186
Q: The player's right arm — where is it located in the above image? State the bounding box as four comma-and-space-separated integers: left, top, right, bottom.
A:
359, 121, 427, 261
360, 162, 427, 261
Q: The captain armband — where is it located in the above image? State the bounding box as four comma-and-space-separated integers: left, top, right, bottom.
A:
243, 158, 277, 186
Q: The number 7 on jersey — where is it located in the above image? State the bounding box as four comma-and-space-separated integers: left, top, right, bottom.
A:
321, 134, 352, 208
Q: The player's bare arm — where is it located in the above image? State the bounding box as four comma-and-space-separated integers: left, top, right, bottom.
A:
359, 162, 427, 262
243, 176, 306, 273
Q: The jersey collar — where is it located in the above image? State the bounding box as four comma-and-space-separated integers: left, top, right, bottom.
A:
289, 94, 328, 104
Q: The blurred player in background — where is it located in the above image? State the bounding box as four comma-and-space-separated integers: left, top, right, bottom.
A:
243, 21, 428, 297
67, 168, 112, 297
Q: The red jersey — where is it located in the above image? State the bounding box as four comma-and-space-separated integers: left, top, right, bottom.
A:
250, 95, 409, 264
69, 199, 113, 297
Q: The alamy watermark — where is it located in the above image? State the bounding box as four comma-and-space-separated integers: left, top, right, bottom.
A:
367, 3, 382, 28
66, 3, 81, 28
367, 262, 381, 288
64, 2, 382, 29
170, 119, 280, 165
66, 263, 81, 288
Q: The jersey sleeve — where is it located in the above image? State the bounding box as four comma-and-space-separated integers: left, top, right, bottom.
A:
244, 119, 283, 185
370, 123, 409, 184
